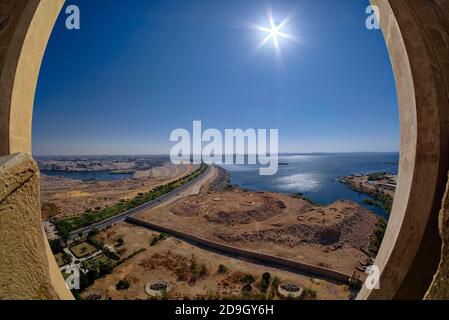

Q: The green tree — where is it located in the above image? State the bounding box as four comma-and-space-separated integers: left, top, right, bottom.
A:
99, 261, 112, 276
115, 280, 130, 291
79, 271, 90, 290
242, 274, 255, 284
261, 272, 271, 293
49, 239, 63, 253
62, 251, 73, 265
87, 268, 99, 283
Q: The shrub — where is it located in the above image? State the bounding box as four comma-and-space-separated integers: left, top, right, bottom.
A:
300, 288, 317, 300
267, 276, 280, 300
87, 236, 104, 250
218, 264, 228, 274
190, 255, 197, 272
79, 271, 90, 291
102, 247, 120, 261
62, 251, 73, 265
116, 280, 130, 291
242, 274, 255, 284
272, 276, 280, 289
368, 218, 388, 256
159, 233, 170, 240
242, 283, 253, 293
87, 269, 99, 283
262, 272, 271, 282
88, 229, 99, 237
188, 273, 198, 285
116, 237, 124, 247
99, 261, 113, 276
150, 236, 159, 246
291, 193, 320, 206
161, 288, 169, 300
261, 272, 271, 293
199, 264, 208, 277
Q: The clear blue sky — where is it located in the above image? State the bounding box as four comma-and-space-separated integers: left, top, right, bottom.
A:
33, 0, 399, 156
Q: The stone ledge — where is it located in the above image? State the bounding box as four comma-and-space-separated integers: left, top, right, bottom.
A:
0, 153, 72, 300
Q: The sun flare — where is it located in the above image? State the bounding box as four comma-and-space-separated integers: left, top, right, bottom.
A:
246, 3, 303, 59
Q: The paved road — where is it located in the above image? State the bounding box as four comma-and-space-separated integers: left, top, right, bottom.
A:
68, 165, 211, 240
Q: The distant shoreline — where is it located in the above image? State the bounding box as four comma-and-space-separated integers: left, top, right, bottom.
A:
34, 151, 400, 158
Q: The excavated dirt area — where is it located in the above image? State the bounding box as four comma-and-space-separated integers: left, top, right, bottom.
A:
137, 166, 381, 276
80, 223, 351, 300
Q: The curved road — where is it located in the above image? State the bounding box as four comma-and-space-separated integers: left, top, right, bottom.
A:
68, 165, 212, 240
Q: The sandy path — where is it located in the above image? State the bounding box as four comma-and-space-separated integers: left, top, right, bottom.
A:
144, 165, 217, 211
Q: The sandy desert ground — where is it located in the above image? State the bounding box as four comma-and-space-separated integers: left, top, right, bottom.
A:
81, 223, 352, 300
41, 163, 199, 219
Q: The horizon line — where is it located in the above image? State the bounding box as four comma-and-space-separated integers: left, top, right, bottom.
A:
33, 151, 400, 157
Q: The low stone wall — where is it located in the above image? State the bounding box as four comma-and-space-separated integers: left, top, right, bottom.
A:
126, 217, 353, 284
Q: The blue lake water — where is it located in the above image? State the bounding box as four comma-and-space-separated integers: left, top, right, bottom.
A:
41, 170, 133, 181
219, 153, 399, 218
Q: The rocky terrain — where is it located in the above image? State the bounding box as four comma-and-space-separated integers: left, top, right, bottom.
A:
214, 200, 378, 250
137, 166, 382, 276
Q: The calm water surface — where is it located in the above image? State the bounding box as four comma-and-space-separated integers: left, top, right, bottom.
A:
220, 153, 399, 218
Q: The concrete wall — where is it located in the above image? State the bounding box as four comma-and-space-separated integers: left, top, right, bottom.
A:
126, 217, 353, 284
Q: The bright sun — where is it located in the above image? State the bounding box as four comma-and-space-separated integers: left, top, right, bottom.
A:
245, 3, 303, 60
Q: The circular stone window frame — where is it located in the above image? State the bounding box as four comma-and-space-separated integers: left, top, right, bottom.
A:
1, 0, 448, 300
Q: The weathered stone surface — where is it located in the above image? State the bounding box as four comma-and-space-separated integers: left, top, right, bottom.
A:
0, 153, 37, 202
426, 173, 449, 299
356, 0, 449, 300
1, 0, 64, 155
0, 0, 70, 300
0, 153, 71, 300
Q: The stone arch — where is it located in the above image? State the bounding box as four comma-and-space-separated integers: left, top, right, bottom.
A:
0, 0, 70, 300
0, 0, 448, 300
